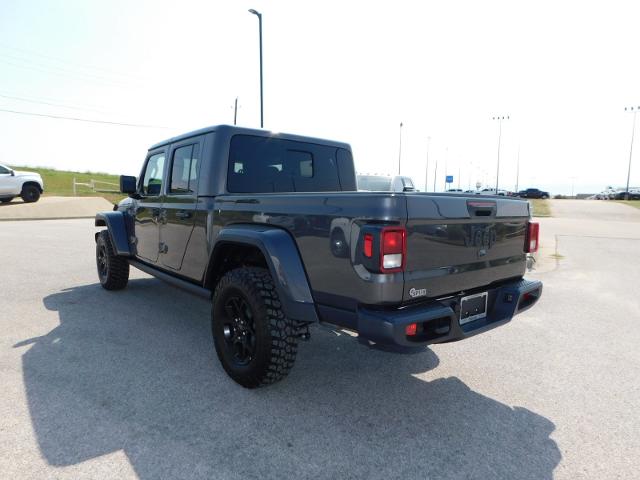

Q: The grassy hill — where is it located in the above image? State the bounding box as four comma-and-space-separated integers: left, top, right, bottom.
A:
9, 166, 125, 204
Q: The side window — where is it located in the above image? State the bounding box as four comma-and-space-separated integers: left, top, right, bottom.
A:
0, 165, 10, 174
169, 144, 200, 194
189, 146, 199, 192
170, 145, 193, 194
287, 150, 313, 178
142, 153, 165, 196
337, 148, 356, 190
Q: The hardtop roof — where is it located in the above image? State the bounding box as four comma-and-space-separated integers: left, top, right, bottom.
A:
148, 124, 351, 151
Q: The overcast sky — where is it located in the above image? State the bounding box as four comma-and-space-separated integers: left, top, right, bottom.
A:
1, 0, 639, 194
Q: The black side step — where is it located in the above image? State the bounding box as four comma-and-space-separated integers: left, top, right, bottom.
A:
129, 260, 211, 299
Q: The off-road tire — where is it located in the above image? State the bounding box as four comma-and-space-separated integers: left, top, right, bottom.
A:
20, 185, 40, 203
212, 267, 299, 388
96, 230, 129, 290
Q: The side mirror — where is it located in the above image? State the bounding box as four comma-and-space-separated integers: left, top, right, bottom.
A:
120, 175, 137, 194
9, 169, 15, 176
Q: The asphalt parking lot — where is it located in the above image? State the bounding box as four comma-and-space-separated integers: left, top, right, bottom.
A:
1, 200, 639, 479
0, 196, 114, 221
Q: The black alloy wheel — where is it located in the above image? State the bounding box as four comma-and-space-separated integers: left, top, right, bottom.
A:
221, 294, 257, 366
97, 242, 109, 281
95, 230, 129, 290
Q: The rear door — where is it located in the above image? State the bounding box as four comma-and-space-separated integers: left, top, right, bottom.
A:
159, 138, 202, 271
135, 150, 167, 263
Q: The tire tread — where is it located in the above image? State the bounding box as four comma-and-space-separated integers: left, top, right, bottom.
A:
213, 267, 299, 388
97, 230, 129, 290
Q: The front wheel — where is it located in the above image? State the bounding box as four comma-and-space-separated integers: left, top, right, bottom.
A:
21, 185, 40, 203
212, 267, 299, 388
96, 230, 129, 290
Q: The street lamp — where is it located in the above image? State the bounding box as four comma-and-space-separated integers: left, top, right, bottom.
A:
425, 136, 431, 192
443, 147, 448, 191
515, 145, 520, 193
248, 9, 264, 128
624, 106, 639, 200
492, 115, 509, 193
398, 122, 403, 175
433, 156, 438, 192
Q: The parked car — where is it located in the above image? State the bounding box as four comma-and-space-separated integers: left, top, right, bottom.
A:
357, 174, 416, 192
517, 188, 550, 199
0, 164, 44, 203
95, 125, 542, 388
612, 190, 640, 200
479, 188, 509, 196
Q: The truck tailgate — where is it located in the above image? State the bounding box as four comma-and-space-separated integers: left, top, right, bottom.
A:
403, 195, 530, 302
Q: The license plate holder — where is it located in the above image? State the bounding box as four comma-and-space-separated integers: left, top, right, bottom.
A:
459, 291, 488, 325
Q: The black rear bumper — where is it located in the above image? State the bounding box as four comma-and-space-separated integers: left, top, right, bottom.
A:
356, 278, 542, 347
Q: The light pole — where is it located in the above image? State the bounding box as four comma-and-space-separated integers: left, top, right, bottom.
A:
515, 145, 520, 193
425, 136, 431, 192
248, 9, 264, 128
433, 156, 438, 192
492, 115, 509, 193
624, 106, 639, 200
443, 147, 448, 191
398, 122, 403, 175
233, 97, 238, 125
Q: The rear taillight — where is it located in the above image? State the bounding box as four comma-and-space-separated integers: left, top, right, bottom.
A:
380, 227, 406, 272
525, 221, 539, 253
363, 233, 373, 258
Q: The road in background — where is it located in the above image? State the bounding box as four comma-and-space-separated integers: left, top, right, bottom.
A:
0, 207, 639, 479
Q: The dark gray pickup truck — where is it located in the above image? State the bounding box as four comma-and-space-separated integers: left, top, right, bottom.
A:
95, 125, 542, 388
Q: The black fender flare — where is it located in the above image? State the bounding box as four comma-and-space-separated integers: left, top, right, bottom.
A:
207, 224, 318, 324
95, 211, 132, 256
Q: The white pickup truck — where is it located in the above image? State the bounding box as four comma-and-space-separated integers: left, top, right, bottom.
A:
0, 164, 44, 203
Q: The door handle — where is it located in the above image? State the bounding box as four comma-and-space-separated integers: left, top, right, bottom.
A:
176, 210, 192, 220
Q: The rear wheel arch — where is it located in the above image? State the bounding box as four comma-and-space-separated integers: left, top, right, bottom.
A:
204, 227, 318, 324
204, 242, 268, 292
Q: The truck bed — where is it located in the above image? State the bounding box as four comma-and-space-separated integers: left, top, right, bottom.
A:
210, 192, 531, 313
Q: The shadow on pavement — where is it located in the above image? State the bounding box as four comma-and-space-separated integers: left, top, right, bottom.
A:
0, 199, 25, 206
17, 279, 561, 479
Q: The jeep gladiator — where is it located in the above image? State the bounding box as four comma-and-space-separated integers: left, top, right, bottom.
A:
95, 125, 542, 388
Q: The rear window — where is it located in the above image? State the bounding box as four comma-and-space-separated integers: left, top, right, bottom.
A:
227, 135, 352, 193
